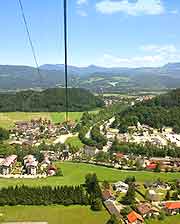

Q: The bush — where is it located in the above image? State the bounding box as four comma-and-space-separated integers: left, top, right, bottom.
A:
55, 168, 63, 176
158, 211, 166, 221
106, 214, 120, 224
91, 198, 103, 211
0, 127, 9, 141
64, 199, 74, 206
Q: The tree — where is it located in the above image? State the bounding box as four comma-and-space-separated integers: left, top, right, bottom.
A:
120, 206, 132, 217
102, 180, 110, 190
172, 191, 178, 200
91, 198, 103, 211
154, 163, 161, 172
121, 184, 136, 205
106, 214, 120, 224
158, 211, 165, 221
85, 173, 102, 198
95, 151, 109, 162
165, 190, 170, 201
0, 128, 9, 141
124, 176, 136, 184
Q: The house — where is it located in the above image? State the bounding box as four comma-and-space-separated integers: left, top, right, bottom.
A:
146, 163, 157, 170
163, 127, 173, 133
40, 156, 51, 172
0, 155, 17, 175
104, 200, 122, 221
146, 190, 160, 202
112, 181, 129, 193
115, 153, 124, 160
48, 164, 57, 176
137, 203, 159, 218
24, 155, 38, 175
102, 190, 115, 201
164, 201, 180, 215
83, 145, 99, 157
127, 211, 144, 224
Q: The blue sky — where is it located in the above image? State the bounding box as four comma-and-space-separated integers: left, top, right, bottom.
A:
0, 0, 180, 67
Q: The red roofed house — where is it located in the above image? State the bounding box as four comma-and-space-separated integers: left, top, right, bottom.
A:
137, 203, 159, 218
146, 163, 157, 170
0, 155, 17, 175
127, 211, 144, 224
102, 190, 115, 201
164, 201, 180, 215
116, 153, 124, 159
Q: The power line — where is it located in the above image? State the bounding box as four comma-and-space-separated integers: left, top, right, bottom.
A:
18, 0, 42, 83
63, 0, 69, 122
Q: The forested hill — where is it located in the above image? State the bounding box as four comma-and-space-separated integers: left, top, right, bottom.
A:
0, 88, 104, 112
113, 89, 180, 133
143, 88, 180, 108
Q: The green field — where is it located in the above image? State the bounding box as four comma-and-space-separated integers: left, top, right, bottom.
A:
0, 111, 100, 129
0, 162, 179, 188
65, 136, 84, 148
0, 205, 109, 224
146, 215, 180, 224
0, 112, 85, 129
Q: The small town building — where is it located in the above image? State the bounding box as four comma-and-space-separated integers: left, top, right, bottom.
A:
0, 155, 17, 175
104, 200, 122, 221
40, 156, 51, 172
127, 211, 144, 224
83, 145, 99, 157
164, 201, 180, 215
146, 190, 160, 202
112, 181, 129, 193
102, 190, 115, 201
24, 155, 38, 175
137, 203, 159, 218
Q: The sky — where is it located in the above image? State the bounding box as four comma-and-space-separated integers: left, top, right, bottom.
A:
0, 0, 180, 68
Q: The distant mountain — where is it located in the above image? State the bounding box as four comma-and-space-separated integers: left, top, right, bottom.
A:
1, 62, 180, 92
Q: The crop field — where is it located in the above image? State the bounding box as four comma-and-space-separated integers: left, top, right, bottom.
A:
0, 205, 109, 224
0, 162, 179, 188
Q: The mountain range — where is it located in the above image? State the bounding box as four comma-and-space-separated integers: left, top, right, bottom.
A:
1, 62, 180, 92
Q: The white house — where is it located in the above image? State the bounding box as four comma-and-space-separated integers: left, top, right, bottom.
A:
113, 181, 129, 193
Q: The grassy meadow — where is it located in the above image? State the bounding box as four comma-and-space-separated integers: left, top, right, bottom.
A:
65, 136, 84, 148
0, 162, 179, 188
146, 215, 180, 224
0, 110, 100, 129
0, 205, 109, 224
0, 112, 86, 129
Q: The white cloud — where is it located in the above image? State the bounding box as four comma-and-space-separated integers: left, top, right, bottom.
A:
97, 44, 180, 67
76, 0, 88, 16
140, 44, 177, 54
77, 0, 88, 5
170, 9, 179, 15
96, 0, 165, 16
77, 10, 88, 17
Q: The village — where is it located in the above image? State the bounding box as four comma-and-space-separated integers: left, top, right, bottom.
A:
0, 115, 180, 223
101, 176, 180, 224
9, 118, 76, 146
0, 153, 58, 178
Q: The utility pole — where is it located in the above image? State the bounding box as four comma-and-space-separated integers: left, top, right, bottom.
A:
63, 0, 69, 122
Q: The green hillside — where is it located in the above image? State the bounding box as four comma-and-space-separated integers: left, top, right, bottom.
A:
113, 88, 180, 133
0, 88, 104, 112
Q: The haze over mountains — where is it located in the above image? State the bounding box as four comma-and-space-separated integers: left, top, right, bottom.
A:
1, 62, 180, 92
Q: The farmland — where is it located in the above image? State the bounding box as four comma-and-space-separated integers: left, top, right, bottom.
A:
0, 205, 109, 224
0, 162, 179, 188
